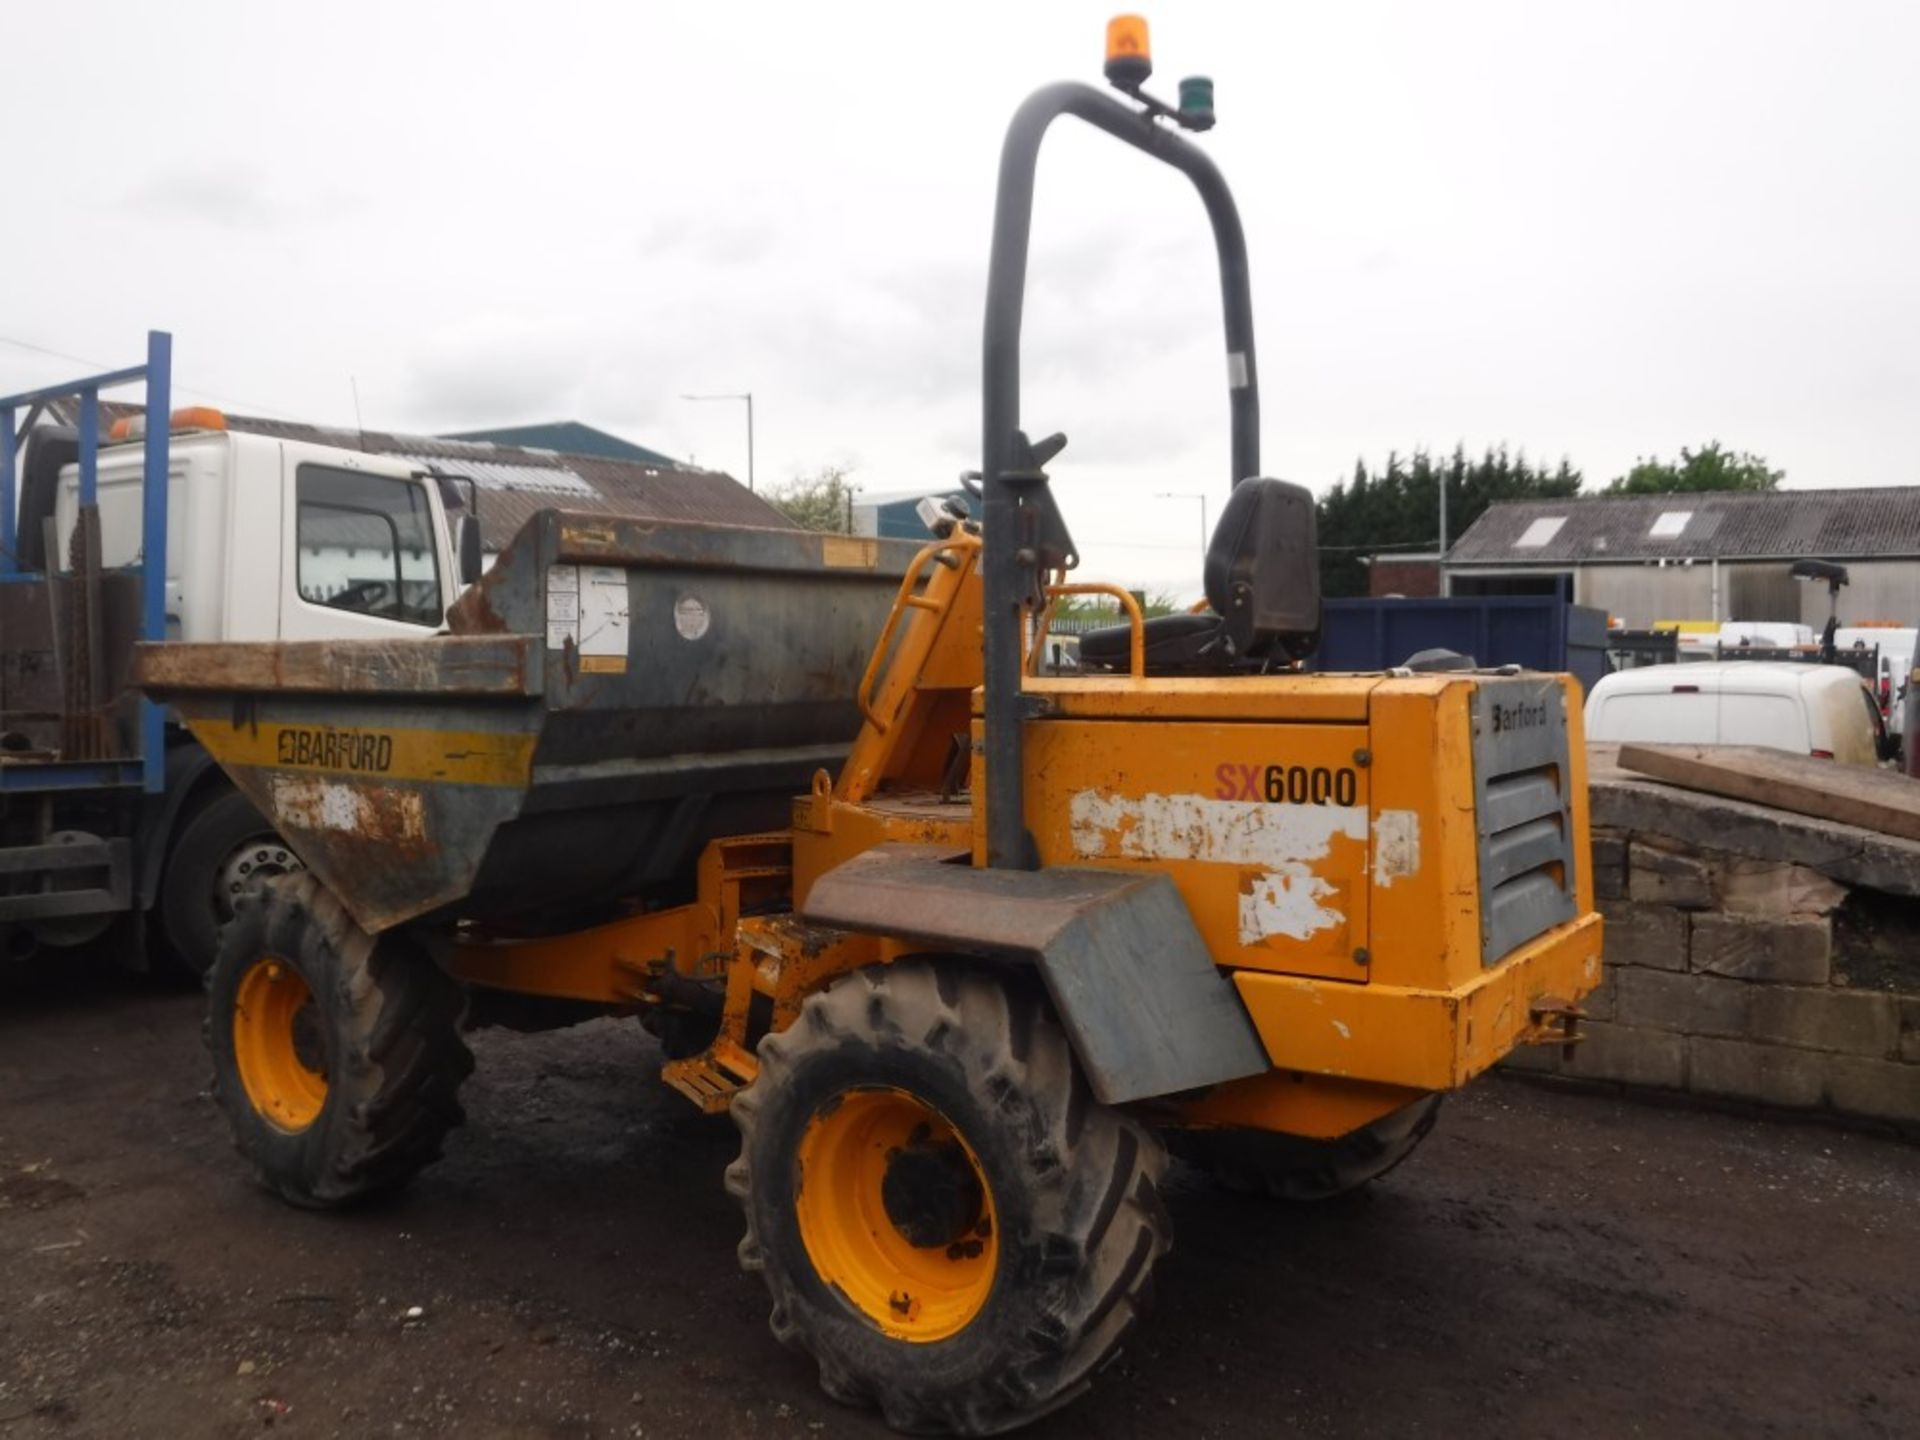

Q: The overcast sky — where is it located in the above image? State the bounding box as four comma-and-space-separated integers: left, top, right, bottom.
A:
4, 2, 1917, 589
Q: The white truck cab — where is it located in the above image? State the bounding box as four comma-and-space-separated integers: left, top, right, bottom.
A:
54, 420, 468, 642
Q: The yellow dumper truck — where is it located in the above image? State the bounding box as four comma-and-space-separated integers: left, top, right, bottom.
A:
137, 19, 1602, 1434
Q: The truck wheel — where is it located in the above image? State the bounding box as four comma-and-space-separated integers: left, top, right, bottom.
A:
206, 873, 471, 1209
727, 961, 1169, 1435
159, 789, 304, 977
1176, 1094, 1442, 1202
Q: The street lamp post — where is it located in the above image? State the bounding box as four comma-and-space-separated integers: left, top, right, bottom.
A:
680, 391, 755, 492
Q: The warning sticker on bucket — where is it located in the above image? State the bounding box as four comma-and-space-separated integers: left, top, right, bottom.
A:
578, 565, 630, 672
546, 564, 629, 672
545, 564, 580, 650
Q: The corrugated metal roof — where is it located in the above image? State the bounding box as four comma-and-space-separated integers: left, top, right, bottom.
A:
38, 399, 792, 541
1447, 487, 1920, 565
441, 421, 679, 467
465, 457, 790, 546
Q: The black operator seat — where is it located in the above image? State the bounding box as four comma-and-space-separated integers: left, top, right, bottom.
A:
1079, 477, 1322, 675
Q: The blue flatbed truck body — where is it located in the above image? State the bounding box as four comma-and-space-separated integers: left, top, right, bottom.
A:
0, 333, 176, 945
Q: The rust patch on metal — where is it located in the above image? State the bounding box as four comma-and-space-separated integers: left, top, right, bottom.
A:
739, 912, 848, 961
1521, 993, 1587, 1061
560, 523, 620, 552
268, 775, 431, 856
445, 536, 519, 635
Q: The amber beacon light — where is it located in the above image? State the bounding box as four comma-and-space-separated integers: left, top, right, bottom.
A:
1104, 14, 1152, 88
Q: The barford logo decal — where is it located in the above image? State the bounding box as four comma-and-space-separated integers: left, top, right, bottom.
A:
1490, 699, 1550, 735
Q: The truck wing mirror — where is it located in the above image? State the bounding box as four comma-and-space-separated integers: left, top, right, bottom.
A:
457, 514, 485, 585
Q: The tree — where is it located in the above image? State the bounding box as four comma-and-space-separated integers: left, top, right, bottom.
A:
1048, 589, 1183, 625
1604, 442, 1782, 495
769, 466, 858, 533
1315, 445, 1583, 597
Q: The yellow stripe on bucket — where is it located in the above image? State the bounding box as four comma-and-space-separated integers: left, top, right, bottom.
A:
195, 722, 537, 788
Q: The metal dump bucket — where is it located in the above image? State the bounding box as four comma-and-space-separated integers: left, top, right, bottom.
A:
137, 511, 923, 934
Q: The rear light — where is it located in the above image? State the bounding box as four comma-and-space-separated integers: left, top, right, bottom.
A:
1811, 749, 1835, 760
1671, 684, 1700, 693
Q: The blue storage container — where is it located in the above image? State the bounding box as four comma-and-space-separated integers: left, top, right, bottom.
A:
1311, 597, 1609, 695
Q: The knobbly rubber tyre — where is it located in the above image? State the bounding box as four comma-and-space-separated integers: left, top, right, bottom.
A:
206, 873, 472, 1209
159, 788, 301, 978
1176, 1094, 1443, 1202
727, 960, 1170, 1435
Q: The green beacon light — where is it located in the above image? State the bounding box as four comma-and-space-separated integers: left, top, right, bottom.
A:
1178, 75, 1215, 131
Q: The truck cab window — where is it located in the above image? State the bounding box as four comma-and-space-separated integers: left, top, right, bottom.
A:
296, 465, 443, 626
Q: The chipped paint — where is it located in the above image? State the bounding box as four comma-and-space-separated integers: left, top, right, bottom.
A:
1374, 808, 1421, 887
1332, 1019, 1352, 1040
1238, 870, 1347, 943
270, 776, 426, 844
1070, 791, 1366, 946
1069, 791, 1366, 867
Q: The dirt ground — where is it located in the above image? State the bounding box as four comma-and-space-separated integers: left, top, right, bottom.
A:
3, 957, 1917, 1440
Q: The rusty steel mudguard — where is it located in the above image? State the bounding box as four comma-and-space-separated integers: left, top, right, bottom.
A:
801, 845, 1271, 1105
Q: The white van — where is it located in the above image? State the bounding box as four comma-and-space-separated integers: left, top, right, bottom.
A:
1585, 661, 1889, 767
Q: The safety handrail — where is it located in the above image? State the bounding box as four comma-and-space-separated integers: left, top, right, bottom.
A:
855, 537, 968, 735
1030, 583, 1146, 678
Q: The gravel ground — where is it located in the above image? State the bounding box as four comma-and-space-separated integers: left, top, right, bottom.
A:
3, 954, 1917, 1439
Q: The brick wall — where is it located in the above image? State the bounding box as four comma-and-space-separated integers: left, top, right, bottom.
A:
1504, 773, 1920, 1131
1367, 558, 1441, 597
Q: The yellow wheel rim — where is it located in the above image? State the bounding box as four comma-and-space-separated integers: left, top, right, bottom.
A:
232, 957, 328, 1133
794, 1087, 998, 1343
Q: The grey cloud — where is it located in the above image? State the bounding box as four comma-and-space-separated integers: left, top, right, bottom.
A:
407, 356, 572, 428
1049, 412, 1197, 467
405, 324, 590, 429
123, 168, 293, 229
401, 312, 682, 437
635, 214, 776, 266
761, 234, 1208, 412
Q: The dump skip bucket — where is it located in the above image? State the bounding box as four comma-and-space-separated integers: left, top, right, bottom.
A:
138, 512, 924, 934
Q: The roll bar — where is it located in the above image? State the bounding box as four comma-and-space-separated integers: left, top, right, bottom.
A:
979, 79, 1260, 869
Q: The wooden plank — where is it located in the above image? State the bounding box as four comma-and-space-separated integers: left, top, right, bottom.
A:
133, 636, 542, 698
1616, 743, 1920, 843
